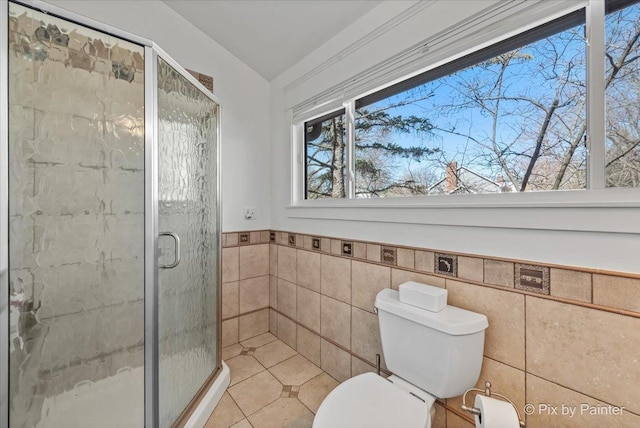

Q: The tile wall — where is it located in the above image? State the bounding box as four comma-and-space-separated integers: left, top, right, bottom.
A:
222, 229, 640, 428
221, 231, 272, 346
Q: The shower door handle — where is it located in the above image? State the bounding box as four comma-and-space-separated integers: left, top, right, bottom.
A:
159, 232, 181, 269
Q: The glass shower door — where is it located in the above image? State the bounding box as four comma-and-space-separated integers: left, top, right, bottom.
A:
156, 57, 220, 427
6, 3, 146, 427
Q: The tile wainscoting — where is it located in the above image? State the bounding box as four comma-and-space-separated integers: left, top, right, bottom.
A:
221, 230, 640, 428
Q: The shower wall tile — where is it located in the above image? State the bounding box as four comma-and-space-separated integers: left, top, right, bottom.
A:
277, 279, 297, 319
483, 260, 515, 288
592, 274, 640, 312
238, 309, 270, 342
549, 268, 591, 303
277, 246, 297, 283
320, 339, 351, 383
351, 260, 390, 313
351, 307, 385, 370
296, 249, 321, 292
526, 297, 640, 414
320, 255, 351, 304
447, 279, 525, 370
296, 325, 321, 366
222, 247, 240, 283
233, 230, 640, 428
222, 281, 239, 319
222, 318, 239, 347
269, 244, 278, 276
526, 374, 640, 428
414, 250, 435, 273
296, 286, 321, 332
239, 276, 269, 313
277, 314, 297, 349
390, 268, 445, 290
320, 296, 351, 350
457, 256, 484, 282
239, 243, 269, 280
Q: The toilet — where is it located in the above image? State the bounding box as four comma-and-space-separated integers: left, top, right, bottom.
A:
313, 284, 489, 428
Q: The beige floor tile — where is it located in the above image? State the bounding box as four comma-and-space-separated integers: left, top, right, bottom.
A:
222, 343, 243, 361
228, 370, 283, 416
226, 355, 265, 386
248, 398, 314, 428
298, 372, 339, 414
241, 332, 278, 349
204, 392, 245, 428
253, 339, 297, 368
269, 354, 323, 386
229, 420, 251, 428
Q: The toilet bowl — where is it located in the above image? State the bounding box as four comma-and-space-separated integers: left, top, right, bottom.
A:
313, 285, 488, 428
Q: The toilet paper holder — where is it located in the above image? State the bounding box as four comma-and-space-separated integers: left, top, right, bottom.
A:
461, 381, 525, 427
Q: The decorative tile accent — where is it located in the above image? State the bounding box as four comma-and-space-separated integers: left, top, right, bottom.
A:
270, 231, 276, 243
239, 232, 250, 245
240, 347, 256, 356
515, 263, 549, 294
341, 241, 353, 257
280, 385, 300, 398
312, 237, 321, 251
187, 68, 214, 92
288, 234, 296, 246
380, 246, 396, 266
434, 252, 458, 277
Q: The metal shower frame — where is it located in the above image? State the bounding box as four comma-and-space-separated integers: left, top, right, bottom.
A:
0, 1, 224, 426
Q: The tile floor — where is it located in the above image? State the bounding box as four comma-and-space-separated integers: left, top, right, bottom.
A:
205, 332, 339, 428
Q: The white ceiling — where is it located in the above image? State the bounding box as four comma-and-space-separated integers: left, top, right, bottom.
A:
163, 0, 382, 81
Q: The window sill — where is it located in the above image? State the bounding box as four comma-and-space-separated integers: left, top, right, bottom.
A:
287, 188, 640, 234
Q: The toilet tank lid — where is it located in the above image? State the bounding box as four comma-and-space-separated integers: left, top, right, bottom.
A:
375, 289, 488, 335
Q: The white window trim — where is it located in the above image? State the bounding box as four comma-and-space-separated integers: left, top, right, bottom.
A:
289, 0, 640, 234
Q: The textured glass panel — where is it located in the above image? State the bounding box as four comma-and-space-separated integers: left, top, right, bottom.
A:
157, 58, 219, 427
7, 3, 145, 427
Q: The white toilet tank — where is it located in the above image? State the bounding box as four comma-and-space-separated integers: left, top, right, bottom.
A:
375, 288, 488, 399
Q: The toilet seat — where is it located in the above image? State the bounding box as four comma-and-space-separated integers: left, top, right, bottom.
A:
313, 373, 433, 428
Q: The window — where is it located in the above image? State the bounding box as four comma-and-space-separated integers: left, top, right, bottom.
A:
605, 0, 640, 187
304, 109, 346, 199
301, 0, 640, 200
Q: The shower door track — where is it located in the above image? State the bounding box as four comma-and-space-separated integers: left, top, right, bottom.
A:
0, 1, 224, 427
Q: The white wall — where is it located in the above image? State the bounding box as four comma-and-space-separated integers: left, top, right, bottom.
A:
270, 0, 640, 273
46, 0, 271, 232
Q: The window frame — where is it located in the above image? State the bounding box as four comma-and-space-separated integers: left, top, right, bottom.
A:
293, 0, 640, 212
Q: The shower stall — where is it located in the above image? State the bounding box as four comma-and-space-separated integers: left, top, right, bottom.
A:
0, 1, 227, 427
